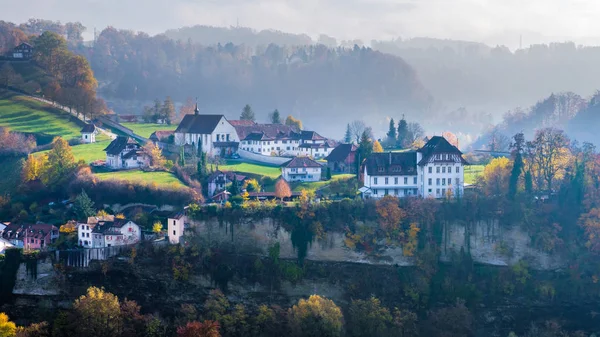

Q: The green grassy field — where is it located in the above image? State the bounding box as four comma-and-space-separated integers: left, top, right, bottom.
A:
220, 160, 282, 179
464, 165, 484, 184
0, 93, 82, 140
291, 174, 355, 192
94, 170, 186, 189
69, 140, 111, 163
121, 123, 176, 138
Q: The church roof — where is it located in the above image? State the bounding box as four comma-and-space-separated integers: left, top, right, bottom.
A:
175, 114, 224, 135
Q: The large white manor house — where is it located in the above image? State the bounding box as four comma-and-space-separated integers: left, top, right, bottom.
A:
361, 136, 468, 199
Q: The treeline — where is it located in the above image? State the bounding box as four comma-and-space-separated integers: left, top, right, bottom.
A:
79, 26, 429, 129
473, 91, 600, 151
0, 21, 106, 120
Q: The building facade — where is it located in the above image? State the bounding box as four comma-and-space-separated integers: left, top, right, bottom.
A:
10, 43, 33, 59
80, 123, 97, 143
86, 219, 141, 248
1, 223, 58, 250
362, 136, 468, 199
326, 143, 358, 173
104, 136, 149, 170
168, 211, 188, 244
236, 125, 334, 158
281, 157, 322, 182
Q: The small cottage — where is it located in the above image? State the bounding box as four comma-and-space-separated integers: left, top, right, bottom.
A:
9, 42, 33, 60
326, 143, 358, 173
80, 123, 97, 143
281, 157, 322, 182
104, 136, 149, 170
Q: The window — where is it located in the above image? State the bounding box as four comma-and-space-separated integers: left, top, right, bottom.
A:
436, 178, 440, 186
436, 188, 440, 195
378, 167, 384, 173
413, 177, 417, 184
428, 189, 432, 193
442, 178, 446, 185
456, 166, 460, 173
448, 179, 452, 185
85, 135, 88, 139
374, 178, 378, 185
384, 189, 389, 195
428, 178, 432, 185
428, 167, 432, 173
394, 177, 398, 184
442, 167, 446, 173
86, 233, 89, 238
395, 189, 399, 195
404, 177, 408, 184
374, 189, 378, 195
129, 227, 132, 232
385, 177, 389, 185
456, 178, 460, 186
436, 167, 440, 173
442, 188, 446, 195
448, 166, 451, 173
173, 230, 176, 236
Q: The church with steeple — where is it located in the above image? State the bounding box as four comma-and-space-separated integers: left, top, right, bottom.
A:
173, 102, 240, 157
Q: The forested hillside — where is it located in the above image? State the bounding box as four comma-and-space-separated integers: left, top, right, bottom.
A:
81, 27, 431, 135
373, 39, 600, 122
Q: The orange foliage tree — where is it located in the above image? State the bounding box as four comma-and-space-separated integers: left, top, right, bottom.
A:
376, 195, 405, 234
275, 179, 292, 201
177, 320, 221, 337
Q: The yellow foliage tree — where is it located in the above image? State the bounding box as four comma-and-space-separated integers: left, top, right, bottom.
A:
481, 157, 512, 196
0, 312, 16, 337
40, 137, 76, 187
143, 142, 166, 168
22, 154, 47, 182
152, 221, 163, 234
372, 140, 384, 153
376, 195, 405, 234
288, 295, 343, 337
285, 115, 303, 130
59, 220, 77, 234
72, 287, 122, 337
242, 178, 261, 192
403, 223, 421, 256
115, 213, 125, 219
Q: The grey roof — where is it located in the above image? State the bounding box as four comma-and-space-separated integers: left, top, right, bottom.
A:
300, 131, 326, 141
175, 114, 224, 134
104, 136, 140, 155
235, 124, 299, 141
281, 156, 322, 168
80, 123, 96, 133
364, 152, 418, 176
326, 144, 358, 162
417, 136, 468, 166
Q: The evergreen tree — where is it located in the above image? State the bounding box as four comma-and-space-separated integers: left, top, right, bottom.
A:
508, 133, 525, 199
228, 174, 240, 195
396, 116, 408, 148
270, 109, 282, 124
344, 124, 352, 143
524, 171, 533, 195
326, 167, 332, 180
74, 189, 96, 220
358, 130, 373, 165
386, 118, 396, 145
197, 138, 208, 178
180, 146, 185, 166
240, 104, 255, 121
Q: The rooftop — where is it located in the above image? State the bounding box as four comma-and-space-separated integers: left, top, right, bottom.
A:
175, 114, 224, 134
281, 156, 323, 169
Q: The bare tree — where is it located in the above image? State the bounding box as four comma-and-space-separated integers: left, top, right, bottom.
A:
406, 122, 425, 144
487, 126, 510, 152
349, 120, 367, 143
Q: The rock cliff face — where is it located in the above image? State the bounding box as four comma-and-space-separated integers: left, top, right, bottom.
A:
196, 218, 564, 269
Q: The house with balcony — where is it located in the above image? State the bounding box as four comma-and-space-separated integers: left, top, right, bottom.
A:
281, 156, 322, 182
361, 136, 467, 199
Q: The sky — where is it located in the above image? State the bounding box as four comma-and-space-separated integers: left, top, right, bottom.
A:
2, 0, 600, 49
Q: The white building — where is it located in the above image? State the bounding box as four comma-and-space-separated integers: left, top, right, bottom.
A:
167, 211, 188, 244
206, 170, 247, 197
362, 136, 468, 199
174, 105, 240, 157
0, 237, 14, 254
80, 219, 141, 248
80, 123, 97, 143
281, 157, 323, 182
104, 136, 149, 170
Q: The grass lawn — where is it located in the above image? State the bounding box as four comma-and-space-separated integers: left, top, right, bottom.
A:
69, 140, 111, 163
291, 174, 355, 192
0, 93, 82, 140
464, 165, 484, 184
94, 170, 187, 189
219, 160, 282, 179
121, 122, 176, 138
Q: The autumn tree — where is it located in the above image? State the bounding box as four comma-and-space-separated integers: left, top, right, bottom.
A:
15, 321, 50, 337
240, 104, 255, 121
376, 195, 405, 234
285, 115, 303, 130
442, 131, 459, 148
72, 287, 122, 337
143, 142, 166, 168
161, 96, 176, 124
73, 189, 96, 220
527, 128, 572, 191
0, 313, 16, 337
203, 289, 229, 322
242, 178, 261, 192
422, 299, 473, 337
288, 295, 343, 337
177, 321, 220, 337
480, 157, 512, 196
41, 137, 76, 188
373, 140, 384, 153
406, 122, 425, 148
179, 97, 196, 120
152, 221, 163, 234
487, 126, 510, 152
347, 297, 395, 337
21, 154, 45, 182
270, 109, 282, 124
275, 179, 292, 201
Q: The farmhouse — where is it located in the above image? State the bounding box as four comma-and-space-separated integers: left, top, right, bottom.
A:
361, 136, 468, 199
281, 156, 322, 182
8, 42, 33, 59
80, 123, 97, 143
174, 105, 239, 156
207, 170, 247, 197
104, 136, 149, 170
326, 143, 358, 173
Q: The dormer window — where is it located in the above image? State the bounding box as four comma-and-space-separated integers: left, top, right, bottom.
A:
378, 167, 384, 173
